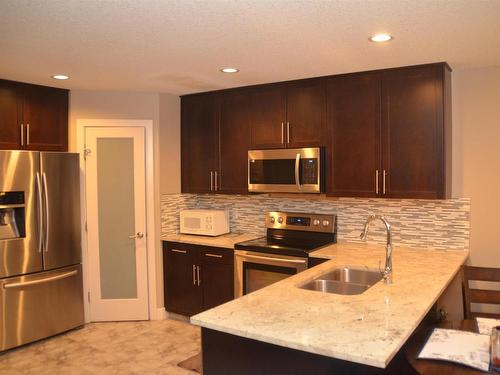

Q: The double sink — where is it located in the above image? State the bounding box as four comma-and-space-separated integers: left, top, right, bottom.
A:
299, 267, 382, 295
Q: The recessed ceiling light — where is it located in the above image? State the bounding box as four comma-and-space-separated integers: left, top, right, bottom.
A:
370, 34, 393, 43
220, 67, 239, 73
52, 74, 69, 80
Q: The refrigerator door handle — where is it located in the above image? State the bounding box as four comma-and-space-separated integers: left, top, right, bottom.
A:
3, 270, 78, 290
42, 173, 50, 252
35, 172, 44, 253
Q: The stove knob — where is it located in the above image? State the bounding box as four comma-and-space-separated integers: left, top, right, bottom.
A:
270, 217, 275, 224
322, 220, 330, 227
277, 217, 283, 224
313, 219, 320, 226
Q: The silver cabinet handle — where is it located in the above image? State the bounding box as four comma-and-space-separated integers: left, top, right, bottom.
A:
210, 171, 214, 191
42, 173, 49, 252
196, 266, 201, 286
171, 249, 187, 254
128, 232, 144, 239
20, 124, 24, 146
205, 253, 223, 258
383, 170, 387, 195
35, 172, 43, 253
375, 170, 379, 195
214, 171, 218, 191
294, 153, 301, 190
192, 265, 196, 285
4, 270, 78, 290
287, 122, 290, 144
281, 122, 284, 144
26, 123, 30, 145
240, 253, 307, 264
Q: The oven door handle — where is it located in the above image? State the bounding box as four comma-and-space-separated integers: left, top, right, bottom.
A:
295, 153, 302, 190
239, 253, 307, 264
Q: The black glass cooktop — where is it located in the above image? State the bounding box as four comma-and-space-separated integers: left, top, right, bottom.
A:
234, 234, 335, 258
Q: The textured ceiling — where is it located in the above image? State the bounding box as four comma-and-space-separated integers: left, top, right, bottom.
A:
1, 0, 500, 95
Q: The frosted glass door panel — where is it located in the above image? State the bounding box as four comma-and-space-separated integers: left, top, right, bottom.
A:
96, 138, 137, 299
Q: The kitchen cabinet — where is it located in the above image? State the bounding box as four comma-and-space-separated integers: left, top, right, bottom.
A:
381, 64, 451, 199
181, 93, 218, 193
326, 63, 451, 199
181, 90, 250, 194
248, 80, 326, 149
218, 90, 251, 193
327, 73, 381, 197
0, 79, 68, 151
180, 62, 451, 199
163, 242, 234, 316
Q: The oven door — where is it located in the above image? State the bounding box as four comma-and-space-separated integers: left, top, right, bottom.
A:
234, 250, 308, 298
248, 148, 322, 193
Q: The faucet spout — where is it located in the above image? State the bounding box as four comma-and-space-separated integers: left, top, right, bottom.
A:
360, 215, 393, 284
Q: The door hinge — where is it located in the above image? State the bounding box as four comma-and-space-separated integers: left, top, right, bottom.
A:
87, 291, 91, 303
84, 148, 92, 160
85, 221, 87, 232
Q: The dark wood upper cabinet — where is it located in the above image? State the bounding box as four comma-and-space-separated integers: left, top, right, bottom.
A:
286, 80, 326, 148
381, 65, 450, 199
218, 90, 251, 193
0, 80, 23, 150
23, 85, 68, 151
0, 79, 68, 152
181, 62, 452, 199
326, 73, 381, 197
249, 85, 287, 149
181, 93, 218, 193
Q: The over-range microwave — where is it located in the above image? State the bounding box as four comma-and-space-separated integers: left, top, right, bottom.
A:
248, 147, 323, 193
179, 209, 230, 236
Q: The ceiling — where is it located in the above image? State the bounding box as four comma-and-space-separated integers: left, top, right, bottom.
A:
1, 0, 500, 95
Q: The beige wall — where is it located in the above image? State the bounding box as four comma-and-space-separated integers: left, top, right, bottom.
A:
452, 65, 500, 267
69, 90, 180, 313
159, 93, 181, 194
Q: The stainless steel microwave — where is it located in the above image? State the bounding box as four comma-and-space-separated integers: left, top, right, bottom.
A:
248, 147, 323, 193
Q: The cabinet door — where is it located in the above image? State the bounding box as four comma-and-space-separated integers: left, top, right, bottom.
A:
181, 94, 218, 193
326, 74, 381, 197
249, 85, 286, 149
219, 90, 250, 193
381, 66, 444, 199
286, 80, 326, 148
0, 80, 23, 150
163, 244, 202, 316
23, 85, 68, 151
201, 260, 234, 311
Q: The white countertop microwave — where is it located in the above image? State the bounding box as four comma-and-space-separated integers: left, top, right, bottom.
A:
179, 210, 230, 236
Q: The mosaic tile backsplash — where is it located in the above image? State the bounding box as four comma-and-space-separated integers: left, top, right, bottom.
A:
161, 194, 470, 251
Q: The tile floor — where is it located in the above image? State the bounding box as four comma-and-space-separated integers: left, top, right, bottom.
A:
0, 319, 201, 375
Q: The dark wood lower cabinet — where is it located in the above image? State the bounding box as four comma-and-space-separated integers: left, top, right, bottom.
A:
163, 242, 234, 316
201, 328, 415, 375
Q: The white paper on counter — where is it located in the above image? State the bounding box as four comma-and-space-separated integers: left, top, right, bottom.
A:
418, 328, 490, 372
476, 317, 500, 335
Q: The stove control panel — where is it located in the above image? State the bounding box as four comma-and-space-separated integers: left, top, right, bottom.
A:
266, 211, 336, 233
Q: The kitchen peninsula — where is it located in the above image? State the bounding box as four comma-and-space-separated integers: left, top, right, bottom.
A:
191, 242, 468, 374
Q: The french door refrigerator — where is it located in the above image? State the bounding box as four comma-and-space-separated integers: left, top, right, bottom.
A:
0, 150, 84, 351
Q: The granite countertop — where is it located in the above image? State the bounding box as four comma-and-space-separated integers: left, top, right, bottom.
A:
161, 232, 261, 249
191, 241, 468, 368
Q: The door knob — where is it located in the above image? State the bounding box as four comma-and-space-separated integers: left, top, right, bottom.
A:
128, 232, 144, 239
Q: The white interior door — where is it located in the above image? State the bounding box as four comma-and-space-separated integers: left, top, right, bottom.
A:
85, 126, 149, 321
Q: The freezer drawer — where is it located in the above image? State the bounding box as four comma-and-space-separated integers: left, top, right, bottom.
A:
0, 264, 84, 351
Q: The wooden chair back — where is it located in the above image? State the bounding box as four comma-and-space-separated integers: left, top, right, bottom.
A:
462, 265, 500, 319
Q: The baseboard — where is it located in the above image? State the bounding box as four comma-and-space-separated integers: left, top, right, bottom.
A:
151, 307, 167, 320
166, 311, 190, 323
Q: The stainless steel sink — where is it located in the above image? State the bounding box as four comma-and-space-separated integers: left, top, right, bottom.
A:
299, 267, 382, 295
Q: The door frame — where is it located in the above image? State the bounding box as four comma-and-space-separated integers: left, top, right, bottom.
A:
77, 119, 158, 322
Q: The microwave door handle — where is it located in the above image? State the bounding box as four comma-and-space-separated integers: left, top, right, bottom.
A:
295, 153, 301, 190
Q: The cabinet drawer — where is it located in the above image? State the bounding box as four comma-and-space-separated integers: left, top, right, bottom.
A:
200, 247, 233, 265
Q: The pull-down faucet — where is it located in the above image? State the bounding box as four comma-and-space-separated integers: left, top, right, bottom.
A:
360, 215, 393, 284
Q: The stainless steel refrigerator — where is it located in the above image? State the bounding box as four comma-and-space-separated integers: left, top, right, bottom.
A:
0, 150, 84, 351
